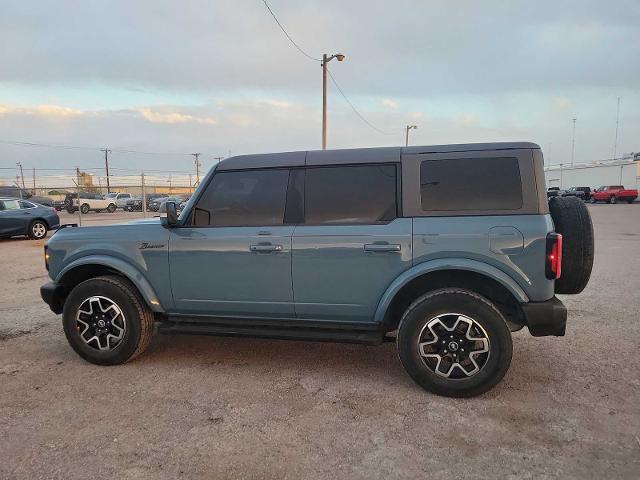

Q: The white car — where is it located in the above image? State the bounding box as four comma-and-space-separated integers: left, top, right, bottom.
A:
104, 192, 132, 210
73, 195, 117, 214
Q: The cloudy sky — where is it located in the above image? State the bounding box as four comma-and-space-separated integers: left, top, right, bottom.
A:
1, 0, 639, 183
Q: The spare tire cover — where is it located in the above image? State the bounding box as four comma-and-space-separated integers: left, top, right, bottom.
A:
548, 196, 594, 294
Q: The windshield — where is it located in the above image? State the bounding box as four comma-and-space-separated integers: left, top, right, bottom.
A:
104, 193, 117, 199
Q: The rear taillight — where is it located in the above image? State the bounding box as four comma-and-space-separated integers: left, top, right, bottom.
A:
545, 233, 562, 280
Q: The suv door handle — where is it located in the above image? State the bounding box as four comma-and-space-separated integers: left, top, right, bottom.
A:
250, 244, 283, 253
364, 243, 401, 252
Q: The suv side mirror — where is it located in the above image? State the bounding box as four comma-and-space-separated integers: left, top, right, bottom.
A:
161, 201, 178, 227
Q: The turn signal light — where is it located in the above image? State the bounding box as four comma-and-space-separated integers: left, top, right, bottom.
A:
545, 233, 562, 280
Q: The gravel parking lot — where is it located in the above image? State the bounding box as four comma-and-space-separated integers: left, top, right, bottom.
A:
1, 206, 639, 479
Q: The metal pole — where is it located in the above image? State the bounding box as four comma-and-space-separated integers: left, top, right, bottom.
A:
613, 97, 620, 160
560, 163, 564, 189
32, 167, 36, 195
73, 179, 82, 226
322, 53, 328, 150
141, 172, 147, 218
405, 126, 409, 147
101, 148, 111, 193
571, 118, 576, 166
192, 153, 201, 185
17, 162, 25, 189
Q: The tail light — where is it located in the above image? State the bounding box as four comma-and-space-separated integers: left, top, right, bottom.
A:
545, 233, 562, 280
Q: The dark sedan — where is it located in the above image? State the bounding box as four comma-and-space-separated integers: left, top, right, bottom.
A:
0, 197, 60, 240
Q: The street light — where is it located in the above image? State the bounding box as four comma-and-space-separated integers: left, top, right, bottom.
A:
405, 125, 418, 146
322, 52, 345, 150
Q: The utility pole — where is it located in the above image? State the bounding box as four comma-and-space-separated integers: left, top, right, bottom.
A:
613, 97, 620, 161
100, 148, 111, 193
570, 118, 577, 166
16, 162, 25, 189
405, 125, 418, 146
32, 167, 36, 195
321, 52, 345, 150
192, 153, 201, 186
213, 156, 224, 163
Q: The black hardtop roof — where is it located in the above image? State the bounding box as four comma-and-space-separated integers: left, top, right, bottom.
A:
217, 142, 540, 170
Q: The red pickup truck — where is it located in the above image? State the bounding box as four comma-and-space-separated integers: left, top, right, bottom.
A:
590, 185, 638, 204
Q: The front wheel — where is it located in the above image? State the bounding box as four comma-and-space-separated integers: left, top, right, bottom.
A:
62, 275, 154, 365
397, 288, 512, 398
590, 197, 597, 204
610, 195, 617, 204
107, 203, 117, 213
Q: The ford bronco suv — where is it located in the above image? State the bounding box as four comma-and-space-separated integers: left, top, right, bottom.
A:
41, 143, 594, 397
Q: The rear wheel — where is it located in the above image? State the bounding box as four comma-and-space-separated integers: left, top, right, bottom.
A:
610, 195, 617, 204
28, 220, 48, 240
397, 288, 512, 398
627, 198, 634, 204
62, 275, 154, 365
80, 203, 90, 214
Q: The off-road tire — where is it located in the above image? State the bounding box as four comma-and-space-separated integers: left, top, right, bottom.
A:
27, 219, 48, 240
548, 196, 594, 294
80, 203, 90, 214
62, 275, 154, 365
397, 288, 513, 398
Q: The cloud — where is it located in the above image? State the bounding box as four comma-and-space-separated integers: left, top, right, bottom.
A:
0, 104, 84, 117
381, 98, 398, 109
137, 108, 216, 125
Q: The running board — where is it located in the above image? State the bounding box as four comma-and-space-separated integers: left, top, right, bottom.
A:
158, 316, 385, 345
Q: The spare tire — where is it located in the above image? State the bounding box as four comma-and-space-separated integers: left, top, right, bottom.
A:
548, 196, 594, 294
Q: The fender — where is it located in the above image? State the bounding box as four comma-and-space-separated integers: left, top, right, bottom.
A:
56, 255, 165, 312
373, 258, 529, 323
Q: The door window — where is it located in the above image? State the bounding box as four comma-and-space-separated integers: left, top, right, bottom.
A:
420, 157, 522, 211
193, 169, 290, 226
304, 164, 397, 224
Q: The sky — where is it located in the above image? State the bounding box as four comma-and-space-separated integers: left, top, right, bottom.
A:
1, 0, 639, 185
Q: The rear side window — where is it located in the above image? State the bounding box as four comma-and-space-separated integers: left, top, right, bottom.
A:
305, 164, 397, 224
420, 157, 522, 211
193, 169, 289, 226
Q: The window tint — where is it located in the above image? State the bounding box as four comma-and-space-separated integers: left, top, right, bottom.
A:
420, 157, 522, 211
305, 164, 397, 224
193, 169, 289, 226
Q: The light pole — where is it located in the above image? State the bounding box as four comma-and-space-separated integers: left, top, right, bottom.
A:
405, 125, 418, 146
570, 118, 576, 166
322, 52, 345, 150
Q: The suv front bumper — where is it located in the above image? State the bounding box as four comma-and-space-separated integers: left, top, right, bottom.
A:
521, 296, 567, 336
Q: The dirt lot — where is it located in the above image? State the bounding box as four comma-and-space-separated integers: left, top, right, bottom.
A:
1, 206, 639, 479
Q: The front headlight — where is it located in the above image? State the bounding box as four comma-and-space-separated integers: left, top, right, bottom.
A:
44, 245, 50, 271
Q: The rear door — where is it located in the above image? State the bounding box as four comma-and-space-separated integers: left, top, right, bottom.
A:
168, 168, 295, 318
0, 199, 27, 236
291, 163, 412, 323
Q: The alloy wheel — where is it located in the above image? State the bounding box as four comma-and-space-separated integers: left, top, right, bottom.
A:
76, 296, 127, 351
32, 222, 47, 239
418, 313, 490, 379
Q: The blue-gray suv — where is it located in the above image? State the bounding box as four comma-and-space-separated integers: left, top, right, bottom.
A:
41, 143, 594, 397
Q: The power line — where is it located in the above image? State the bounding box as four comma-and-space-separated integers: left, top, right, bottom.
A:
0, 139, 195, 157
326, 68, 394, 135
262, 1, 321, 62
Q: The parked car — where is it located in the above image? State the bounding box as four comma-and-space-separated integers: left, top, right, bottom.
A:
566, 186, 591, 201
144, 194, 165, 211
124, 197, 143, 212
150, 196, 182, 212
590, 185, 638, 204
104, 192, 133, 210
0, 186, 54, 207
53, 200, 66, 211
0, 197, 60, 239
41, 142, 594, 398
560, 187, 585, 200
547, 187, 560, 198
64, 193, 117, 213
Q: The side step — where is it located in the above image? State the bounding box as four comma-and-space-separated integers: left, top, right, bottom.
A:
157, 316, 386, 345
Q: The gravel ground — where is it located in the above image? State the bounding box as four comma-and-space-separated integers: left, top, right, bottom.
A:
1, 206, 639, 479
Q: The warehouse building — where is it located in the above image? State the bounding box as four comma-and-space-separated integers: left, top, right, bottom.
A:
544, 155, 639, 190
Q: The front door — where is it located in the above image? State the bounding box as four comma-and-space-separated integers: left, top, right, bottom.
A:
292, 164, 412, 323
169, 168, 295, 318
